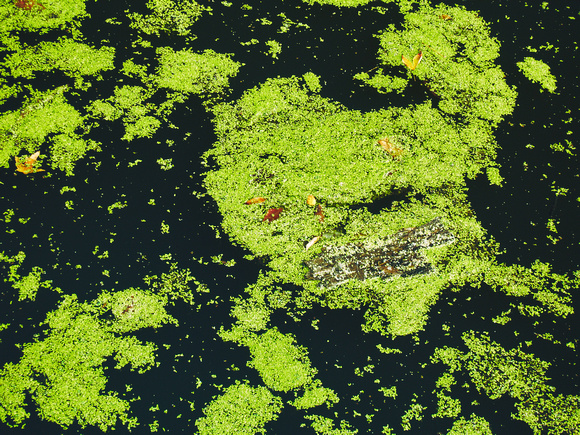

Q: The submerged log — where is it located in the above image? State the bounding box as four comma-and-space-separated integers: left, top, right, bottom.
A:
304, 217, 455, 288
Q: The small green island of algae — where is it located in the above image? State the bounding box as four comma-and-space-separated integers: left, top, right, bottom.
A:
201, 1, 579, 434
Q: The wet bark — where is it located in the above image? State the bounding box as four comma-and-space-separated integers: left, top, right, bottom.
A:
305, 217, 455, 288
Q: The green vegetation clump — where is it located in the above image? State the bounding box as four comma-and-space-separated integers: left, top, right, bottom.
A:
198, 4, 578, 431
0, 0, 87, 46
356, 4, 517, 126
128, 0, 209, 36
0, 0, 238, 174
0, 0, 576, 433
0, 264, 201, 430
303, 414, 358, 434
0, 251, 53, 301
245, 328, 316, 392
447, 414, 492, 435
484, 260, 577, 318
300, 0, 374, 6
0, 85, 92, 173
203, 69, 537, 337
3, 40, 115, 79
0, 291, 165, 430
204, 74, 499, 259
431, 331, 580, 434
517, 57, 557, 93
155, 47, 241, 95
292, 379, 339, 410
195, 381, 283, 435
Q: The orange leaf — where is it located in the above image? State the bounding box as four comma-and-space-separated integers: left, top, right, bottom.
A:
439, 14, 452, 20
245, 197, 266, 205
402, 51, 423, 70
15, 151, 45, 174
306, 194, 316, 206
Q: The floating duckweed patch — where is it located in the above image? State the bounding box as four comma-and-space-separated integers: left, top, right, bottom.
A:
0, 0, 87, 41
431, 331, 580, 434
155, 47, 241, 96
3, 40, 115, 79
303, 414, 357, 434
0, 264, 202, 430
447, 414, 492, 435
198, 1, 579, 433
204, 74, 502, 266
0, 292, 158, 430
356, 3, 517, 126
0, 251, 53, 301
245, 328, 316, 392
128, 0, 209, 36
0, 0, 239, 174
195, 381, 283, 435
292, 379, 339, 410
301, 0, 375, 7
203, 70, 562, 338
517, 57, 558, 93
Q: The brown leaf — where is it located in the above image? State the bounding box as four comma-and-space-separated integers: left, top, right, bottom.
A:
315, 204, 324, 222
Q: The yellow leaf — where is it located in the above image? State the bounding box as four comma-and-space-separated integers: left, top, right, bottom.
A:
402, 51, 423, 70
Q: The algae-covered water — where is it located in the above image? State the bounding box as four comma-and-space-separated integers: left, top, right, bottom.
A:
1, 0, 579, 434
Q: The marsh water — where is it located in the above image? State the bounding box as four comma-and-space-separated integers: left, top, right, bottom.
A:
1, 0, 579, 434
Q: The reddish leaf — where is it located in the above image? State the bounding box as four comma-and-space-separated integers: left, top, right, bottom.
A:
14, 0, 44, 10
263, 207, 283, 222
315, 204, 324, 222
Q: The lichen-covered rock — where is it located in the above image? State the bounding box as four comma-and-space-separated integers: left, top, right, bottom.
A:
304, 217, 454, 287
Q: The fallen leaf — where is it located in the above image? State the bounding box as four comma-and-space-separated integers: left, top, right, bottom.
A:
305, 236, 320, 250
262, 207, 283, 222
439, 14, 452, 20
315, 204, 324, 222
378, 138, 404, 158
402, 51, 423, 70
306, 194, 316, 206
15, 151, 45, 174
245, 197, 266, 205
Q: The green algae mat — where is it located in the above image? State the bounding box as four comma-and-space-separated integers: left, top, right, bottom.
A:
1, 0, 579, 433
